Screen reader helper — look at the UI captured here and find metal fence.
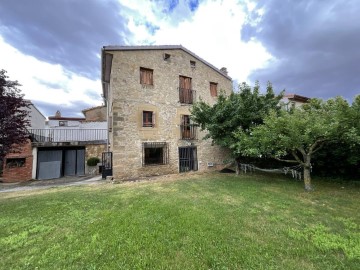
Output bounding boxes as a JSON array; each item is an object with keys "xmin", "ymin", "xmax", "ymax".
[{"xmin": 28, "ymin": 129, "xmax": 107, "ymax": 142}]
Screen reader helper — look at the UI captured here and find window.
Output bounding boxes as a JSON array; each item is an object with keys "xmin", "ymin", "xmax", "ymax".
[
  {"xmin": 179, "ymin": 76, "xmax": 193, "ymax": 104},
  {"xmin": 190, "ymin": 60, "xmax": 196, "ymax": 68},
  {"xmin": 140, "ymin": 67, "xmax": 153, "ymax": 85},
  {"xmin": 180, "ymin": 115, "xmax": 197, "ymax": 140},
  {"xmin": 142, "ymin": 142, "xmax": 169, "ymax": 166},
  {"xmin": 6, "ymin": 158, "xmax": 26, "ymax": 168},
  {"xmin": 210, "ymin": 82, "xmax": 218, "ymax": 97},
  {"xmin": 143, "ymin": 111, "xmax": 155, "ymax": 127},
  {"xmin": 163, "ymin": 53, "xmax": 171, "ymax": 60},
  {"xmin": 59, "ymin": 121, "xmax": 68, "ymax": 126}
]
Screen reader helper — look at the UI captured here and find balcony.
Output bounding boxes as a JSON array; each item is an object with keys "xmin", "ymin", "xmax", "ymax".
[
  {"xmin": 28, "ymin": 129, "xmax": 107, "ymax": 145},
  {"xmin": 180, "ymin": 124, "xmax": 198, "ymax": 140},
  {"xmin": 179, "ymin": 88, "xmax": 196, "ymax": 104}
]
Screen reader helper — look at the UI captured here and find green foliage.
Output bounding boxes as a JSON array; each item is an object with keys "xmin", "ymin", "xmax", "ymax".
[
  {"xmin": 288, "ymin": 221, "xmax": 360, "ymax": 259},
  {"xmin": 0, "ymin": 69, "xmax": 30, "ymax": 163},
  {"xmin": 234, "ymin": 98, "xmax": 344, "ymax": 159},
  {"xmin": 86, "ymin": 157, "xmax": 100, "ymax": 166},
  {"xmin": 1, "ymin": 174, "xmax": 359, "ymax": 269},
  {"xmin": 233, "ymin": 97, "xmax": 355, "ymax": 189},
  {"xmin": 191, "ymin": 81, "xmax": 283, "ymax": 157}
]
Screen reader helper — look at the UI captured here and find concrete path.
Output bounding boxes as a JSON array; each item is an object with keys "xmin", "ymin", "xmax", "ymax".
[{"xmin": 0, "ymin": 175, "xmax": 103, "ymax": 193}]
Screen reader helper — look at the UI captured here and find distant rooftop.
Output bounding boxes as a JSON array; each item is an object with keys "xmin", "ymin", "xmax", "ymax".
[
  {"xmin": 48, "ymin": 110, "xmax": 85, "ymax": 121},
  {"xmin": 284, "ymin": 93, "xmax": 310, "ymax": 102}
]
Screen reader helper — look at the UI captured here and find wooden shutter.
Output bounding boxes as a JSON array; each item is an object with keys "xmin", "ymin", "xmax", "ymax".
[
  {"xmin": 140, "ymin": 68, "xmax": 153, "ymax": 85},
  {"xmin": 210, "ymin": 82, "xmax": 217, "ymax": 97},
  {"xmin": 179, "ymin": 76, "xmax": 192, "ymax": 103}
]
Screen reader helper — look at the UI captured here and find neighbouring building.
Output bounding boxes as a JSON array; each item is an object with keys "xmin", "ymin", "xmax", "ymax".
[
  {"xmin": 82, "ymin": 105, "xmax": 107, "ymax": 121},
  {"xmin": 2, "ymin": 101, "xmax": 46, "ymax": 182},
  {"xmin": 29, "ymin": 110, "xmax": 107, "ymax": 180},
  {"xmin": 101, "ymin": 45, "xmax": 233, "ymax": 180},
  {"xmin": 281, "ymin": 93, "xmax": 310, "ymax": 110},
  {"xmin": 2, "ymin": 103, "xmax": 107, "ymax": 182}
]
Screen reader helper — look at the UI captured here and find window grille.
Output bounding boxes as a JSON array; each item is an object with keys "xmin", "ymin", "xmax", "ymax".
[
  {"xmin": 142, "ymin": 142, "xmax": 169, "ymax": 166},
  {"xmin": 6, "ymin": 158, "xmax": 26, "ymax": 168}
]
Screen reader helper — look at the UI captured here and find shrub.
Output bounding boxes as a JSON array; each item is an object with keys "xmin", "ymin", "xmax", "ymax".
[{"xmin": 87, "ymin": 157, "xmax": 100, "ymax": 166}]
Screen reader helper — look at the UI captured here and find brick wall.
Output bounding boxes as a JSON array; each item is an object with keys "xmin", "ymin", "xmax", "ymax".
[{"xmin": 2, "ymin": 139, "xmax": 33, "ymax": 182}]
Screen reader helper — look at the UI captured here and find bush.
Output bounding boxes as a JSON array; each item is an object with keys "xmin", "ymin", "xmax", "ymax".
[{"xmin": 87, "ymin": 157, "xmax": 100, "ymax": 166}]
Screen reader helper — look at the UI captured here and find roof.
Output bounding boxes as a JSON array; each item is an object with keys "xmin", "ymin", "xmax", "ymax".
[
  {"xmin": 101, "ymin": 45, "xmax": 232, "ymax": 82},
  {"xmin": 284, "ymin": 93, "xmax": 310, "ymax": 103},
  {"xmin": 82, "ymin": 105, "xmax": 106, "ymax": 113},
  {"xmin": 24, "ymin": 99, "xmax": 46, "ymax": 120},
  {"xmin": 48, "ymin": 116, "xmax": 86, "ymax": 121}
]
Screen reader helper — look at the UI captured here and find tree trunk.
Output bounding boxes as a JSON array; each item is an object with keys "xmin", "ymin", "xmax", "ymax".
[{"xmin": 303, "ymin": 155, "xmax": 312, "ymax": 191}]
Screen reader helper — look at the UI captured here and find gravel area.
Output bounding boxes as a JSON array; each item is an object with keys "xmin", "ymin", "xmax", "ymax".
[{"xmin": 0, "ymin": 175, "xmax": 103, "ymax": 193}]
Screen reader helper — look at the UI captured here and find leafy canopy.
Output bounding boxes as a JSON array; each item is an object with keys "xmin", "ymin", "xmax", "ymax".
[
  {"xmin": 190, "ymin": 81, "xmax": 283, "ymax": 157},
  {"xmin": 0, "ymin": 69, "xmax": 30, "ymax": 163}
]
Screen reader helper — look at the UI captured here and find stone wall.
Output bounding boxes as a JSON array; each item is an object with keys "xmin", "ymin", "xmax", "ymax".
[
  {"xmin": 108, "ymin": 48, "xmax": 233, "ymax": 179},
  {"xmin": 85, "ymin": 144, "xmax": 106, "ymax": 175},
  {"xmin": 2, "ymin": 140, "xmax": 33, "ymax": 182},
  {"xmin": 83, "ymin": 106, "xmax": 107, "ymax": 121}
]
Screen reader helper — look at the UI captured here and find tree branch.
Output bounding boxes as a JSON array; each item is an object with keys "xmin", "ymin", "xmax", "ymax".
[
  {"xmin": 309, "ymin": 138, "xmax": 326, "ymax": 154},
  {"xmin": 292, "ymin": 150, "xmax": 305, "ymax": 165}
]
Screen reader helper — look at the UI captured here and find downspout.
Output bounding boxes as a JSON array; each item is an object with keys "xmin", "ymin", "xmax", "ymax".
[{"xmin": 101, "ymin": 47, "xmax": 113, "ymax": 152}]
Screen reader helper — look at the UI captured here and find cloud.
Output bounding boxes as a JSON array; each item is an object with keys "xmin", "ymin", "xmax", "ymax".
[
  {"xmin": 0, "ymin": 0, "xmax": 130, "ymax": 78},
  {"xmin": 0, "ymin": 37, "xmax": 102, "ymax": 117},
  {"xmin": 242, "ymin": 0, "xmax": 360, "ymax": 100},
  {"xmin": 120, "ymin": 0, "xmax": 272, "ymax": 85}
]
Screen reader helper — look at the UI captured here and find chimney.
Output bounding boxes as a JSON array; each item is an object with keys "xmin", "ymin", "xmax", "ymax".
[
  {"xmin": 220, "ymin": 67, "xmax": 228, "ymax": 75},
  {"xmin": 55, "ymin": 110, "xmax": 61, "ymax": 118}
]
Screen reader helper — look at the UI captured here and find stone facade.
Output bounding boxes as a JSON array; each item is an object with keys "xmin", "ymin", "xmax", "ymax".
[
  {"xmin": 102, "ymin": 46, "xmax": 233, "ymax": 179},
  {"xmin": 85, "ymin": 144, "xmax": 106, "ymax": 175},
  {"xmin": 82, "ymin": 106, "xmax": 107, "ymax": 121}
]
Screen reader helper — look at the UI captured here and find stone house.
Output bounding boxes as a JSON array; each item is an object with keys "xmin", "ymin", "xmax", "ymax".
[
  {"xmin": 101, "ymin": 45, "xmax": 233, "ymax": 180},
  {"xmin": 82, "ymin": 105, "xmax": 107, "ymax": 121}
]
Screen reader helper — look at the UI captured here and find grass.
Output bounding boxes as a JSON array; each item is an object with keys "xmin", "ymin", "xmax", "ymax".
[{"xmin": 1, "ymin": 173, "xmax": 359, "ymax": 269}]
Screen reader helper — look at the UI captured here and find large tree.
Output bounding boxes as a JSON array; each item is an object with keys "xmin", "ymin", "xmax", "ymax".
[
  {"xmin": 0, "ymin": 69, "xmax": 30, "ymax": 171},
  {"xmin": 234, "ymin": 97, "xmax": 350, "ymax": 191},
  {"xmin": 191, "ymin": 81, "xmax": 283, "ymax": 172}
]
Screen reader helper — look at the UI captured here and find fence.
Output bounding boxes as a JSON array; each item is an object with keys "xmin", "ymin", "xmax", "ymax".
[{"xmin": 28, "ymin": 129, "xmax": 107, "ymax": 143}]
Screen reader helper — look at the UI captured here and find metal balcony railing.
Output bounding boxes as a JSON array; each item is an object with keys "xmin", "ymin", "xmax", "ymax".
[
  {"xmin": 28, "ymin": 129, "xmax": 107, "ymax": 143},
  {"xmin": 179, "ymin": 88, "xmax": 196, "ymax": 104},
  {"xmin": 180, "ymin": 124, "xmax": 198, "ymax": 140}
]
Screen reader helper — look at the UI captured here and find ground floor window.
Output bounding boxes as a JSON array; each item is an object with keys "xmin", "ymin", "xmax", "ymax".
[
  {"xmin": 142, "ymin": 142, "xmax": 169, "ymax": 166},
  {"xmin": 179, "ymin": 147, "xmax": 198, "ymax": 172},
  {"xmin": 6, "ymin": 158, "xmax": 26, "ymax": 168}
]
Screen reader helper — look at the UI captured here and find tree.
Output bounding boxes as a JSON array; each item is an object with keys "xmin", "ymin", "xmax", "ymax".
[
  {"xmin": 191, "ymin": 81, "xmax": 283, "ymax": 172},
  {"xmin": 312, "ymin": 95, "xmax": 360, "ymax": 179},
  {"xmin": 234, "ymin": 97, "xmax": 350, "ymax": 191},
  {"xmin": 0, "ymin": 69, "xmax": 30, "ymax": 172}
]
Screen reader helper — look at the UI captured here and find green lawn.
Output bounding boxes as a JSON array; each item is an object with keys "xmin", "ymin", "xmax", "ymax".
[{"xmin": 1, "ymin": 173, "xmax": 359, "ymax": 269}]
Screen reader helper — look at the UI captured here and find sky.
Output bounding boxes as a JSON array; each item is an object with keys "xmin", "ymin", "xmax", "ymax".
[{"xmin": 1, "ymin": 0, "xmax": 359, "ymax": 118}]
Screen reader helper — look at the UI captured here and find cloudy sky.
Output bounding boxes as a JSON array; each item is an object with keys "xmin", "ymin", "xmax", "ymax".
[{"xmin": 1, "ymin": 0, "xmax": 359, "ymax": 117}]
